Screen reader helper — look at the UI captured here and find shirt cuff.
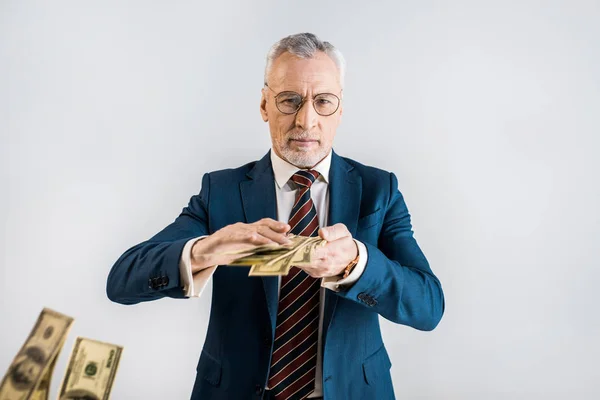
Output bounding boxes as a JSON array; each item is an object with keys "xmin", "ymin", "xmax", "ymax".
[
  {"xmin": 321, "ymin": 239, "xmax": 368, "ymax": 292},
  {"xmin": 179, "ymin": 236, "xmax": 217, "ymax": 297}
]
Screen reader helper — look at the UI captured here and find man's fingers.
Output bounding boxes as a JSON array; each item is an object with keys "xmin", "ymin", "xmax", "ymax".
[
  {"xmin": 318, "ymin": 223, "xmax": 351, "ymax": 242},
  {"xmin": 247, "ymin": 232, "xmax": 275, "ymax": 245},
  {"xmin": 257, "ymin": 218, "xmax": 290, "ymax": 232},
  {"xmin": 256, "ymin": 225, "xmax": 292, "ymax": 245},
  {"xmin": 298, "ymin": 263, "xmax": 339, "ymax": 278}
]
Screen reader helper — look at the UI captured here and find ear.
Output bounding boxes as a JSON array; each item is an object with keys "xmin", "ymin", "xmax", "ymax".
[
  {"xmin": 335, "ymin": 103, "xmax": 343, "ymax": 126},
  {"xmin": 260, "ymin": 89, "xmax": 269, "ymax": 122}
]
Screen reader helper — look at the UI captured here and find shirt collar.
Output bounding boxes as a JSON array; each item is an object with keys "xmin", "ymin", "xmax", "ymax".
[{"xmin": 270, "ymin": 148, "xmax": 332, "ymax": 189}]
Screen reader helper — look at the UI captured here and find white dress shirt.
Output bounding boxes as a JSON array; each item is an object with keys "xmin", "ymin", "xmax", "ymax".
[{"xmin": 179, "ymin": 149, "xmax": 368, "ymax": 397}]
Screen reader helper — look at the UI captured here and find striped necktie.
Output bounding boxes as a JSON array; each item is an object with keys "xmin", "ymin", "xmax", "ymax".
[{"xmin": 267, "ymin": 170, "xmax": 321, "ymax": 400}]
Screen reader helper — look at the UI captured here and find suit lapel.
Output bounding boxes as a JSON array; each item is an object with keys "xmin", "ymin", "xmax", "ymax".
[
  {"xmin": 323, "ymin": 151, "xmax": 362, "ymax": 338},
  {"xmin": 239, "ymin": 151, "xmax": 279, "ymax": 332}
]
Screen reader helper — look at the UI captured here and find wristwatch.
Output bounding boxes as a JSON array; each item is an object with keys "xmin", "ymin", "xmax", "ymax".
[{"xmin": 342, "ymin": 253, "xmax": 360, "ymax": 279}]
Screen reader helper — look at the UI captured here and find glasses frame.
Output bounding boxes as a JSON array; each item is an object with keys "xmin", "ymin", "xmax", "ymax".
[{"xmin": 264, "ymin": 83, "xmax": 342, "ymax": 117}]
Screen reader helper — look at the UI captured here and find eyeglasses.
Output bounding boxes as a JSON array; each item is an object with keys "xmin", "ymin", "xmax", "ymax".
[{"xmin": 264, "ymin": 83, "xmax": 341, "ymax": 117}]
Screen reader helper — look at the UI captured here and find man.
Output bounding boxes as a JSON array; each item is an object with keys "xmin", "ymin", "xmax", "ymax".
[{"xmin": 107, "ymin": 33, "xmax": 444, "ymax": 400}]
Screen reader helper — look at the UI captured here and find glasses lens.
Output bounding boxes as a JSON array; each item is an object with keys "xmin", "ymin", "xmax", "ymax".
[
  {"xmin": 314, "ymin": 94, "xmax": 340, "ymax": 116},
  {"xmin": 276, "ymin": 92, "xmax": 303, "ymax": 114}
]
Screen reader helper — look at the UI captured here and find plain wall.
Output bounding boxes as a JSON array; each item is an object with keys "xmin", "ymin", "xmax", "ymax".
[{"xmin": 1, "ymin": 1, "xmax": 599, "ymax": 399}]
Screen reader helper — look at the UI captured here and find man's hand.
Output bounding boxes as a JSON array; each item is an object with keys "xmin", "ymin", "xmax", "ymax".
[
  {"xmin": 299, "ymin": 223, "xmax": 358, "ymax": 278},
  {"xmin": 190, "ymin": 218, "xmax": 291, "ymax": 273}
]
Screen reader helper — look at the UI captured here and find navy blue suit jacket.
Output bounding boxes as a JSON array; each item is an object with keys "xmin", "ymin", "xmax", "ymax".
[{"xmin": 107, "ymin": 150, "xmax": 445, "ymax": 399}]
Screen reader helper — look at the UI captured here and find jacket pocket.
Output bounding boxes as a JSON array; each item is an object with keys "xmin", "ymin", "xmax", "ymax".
[
  {"xmin": 196, "ymin": 350, "xmax": 222, "ymax": 386},
  {"xmin": 362, "ymin": 344, "xmax": 392, "ymax": 385},
  {"xmin": 357, "ymin": 208, "xmax": 383, "ymax": 231}
]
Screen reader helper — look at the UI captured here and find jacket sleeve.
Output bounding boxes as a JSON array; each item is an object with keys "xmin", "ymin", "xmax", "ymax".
[
  {"xmin": 336, "ymin": 172, "xmax": 445, "ymax": 331},
  {"xmin": 106, "ymin": 173, "xmax": 211, "ymax": 305}
]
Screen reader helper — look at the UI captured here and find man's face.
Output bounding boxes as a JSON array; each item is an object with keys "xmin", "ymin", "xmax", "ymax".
[
  {"xmin": 11, "ymin": 358, "xmax": 41, "ymax": 389},
  {"xmin": 260, "ymin": 51, "xmax": 343, "ymax": 169}
]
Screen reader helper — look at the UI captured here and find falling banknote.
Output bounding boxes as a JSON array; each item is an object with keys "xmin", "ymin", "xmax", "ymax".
[
  {"xmin": 57, "ymin": 337, "xmax": 123, "ymax": 400},
  {"xmin": 0, "ymin": 308, "xmax": 74, "ymax": 400}
]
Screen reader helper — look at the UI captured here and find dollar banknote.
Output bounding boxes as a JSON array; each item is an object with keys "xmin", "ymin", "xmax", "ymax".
[
  {"xmin": 289, "ymin": 238, "xmax": 324, "ymax": 266},
  {"xmin": 248, "ymin": 247, "xmax": 297, "ymax": 276},
  {"xmin": 0, "ymin": 308, "xmax": 74, "ymax": 400},
  {"xmin": 227, "ymin": 236, "xmax": 306, "ymax": 266},
  {"xmin": 246, "ymin": 235, "xmax": 325, "ymax": 276},
  {"xmin": 220, "ymin": 241, "xmax": 292, "ymax": 258},
  {"xmin": 58, "ymin": 337, "xmax": 123, "ymax": 400}
]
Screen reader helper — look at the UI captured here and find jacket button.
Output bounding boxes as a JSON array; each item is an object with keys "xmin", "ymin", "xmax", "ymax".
[
  {"xmin": 364, "ymin": 296, "xmax": 375, "ymax": 306},
  {"xmin": 151, "ymin": 278, "xmax": 159, "ymax": 289},
  {"xmin": 161, "ymin": 276, "xmax": 169, "ymax": 286},
  {"xmin": 255, "ymin": 384, "xmax": 263, "ymax": 395},
  {"xmin": 148, "ymin": 278, "xmax": 153, "ymax": 289},
  {"xmin": 357, "ymin": 292, "xmax": 366, "ymax": 301}
]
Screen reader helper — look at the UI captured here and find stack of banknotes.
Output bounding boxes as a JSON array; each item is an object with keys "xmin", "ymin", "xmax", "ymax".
[
  {"xmin": 228, "ymin": 234, "xmax": 326, "ymax": 276},
  {"xmin": 0, "ymin": 308, "xmax": 122, "ymax": 400}
]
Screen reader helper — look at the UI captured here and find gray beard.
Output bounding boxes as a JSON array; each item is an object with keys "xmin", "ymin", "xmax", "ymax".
[{"xmin": 279, "ymin": 145, "xmax": 329, "ymax": 169}]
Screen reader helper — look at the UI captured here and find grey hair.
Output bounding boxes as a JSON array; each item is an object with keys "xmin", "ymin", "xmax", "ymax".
[{"xmin": 264, "ymin": 33, "xmax": 346, "ymax": 88}]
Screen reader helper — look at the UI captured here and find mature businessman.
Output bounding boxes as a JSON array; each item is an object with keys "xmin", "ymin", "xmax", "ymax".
[{"xmin": 107, "ymin": 33, "xmax": 444, "ymax": 400}]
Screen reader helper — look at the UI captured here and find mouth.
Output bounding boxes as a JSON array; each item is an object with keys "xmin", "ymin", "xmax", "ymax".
[
  {"xmin": 291, "ymin": 138, "xmax": 318, "ymax": 143},
  {"xmin": 290, "ymin": 138, "xmax": 319, "ymax": 149}
]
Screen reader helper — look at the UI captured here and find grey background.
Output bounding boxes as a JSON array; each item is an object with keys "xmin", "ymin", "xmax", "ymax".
[{"xmin": 1, "ymin": 1, "xmax": 599, "ymax": 399}]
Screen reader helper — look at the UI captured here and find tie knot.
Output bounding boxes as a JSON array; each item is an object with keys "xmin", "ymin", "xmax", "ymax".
[{"xmin": 291, "ymin": 170, "xmax": 319, "ymax": 188}]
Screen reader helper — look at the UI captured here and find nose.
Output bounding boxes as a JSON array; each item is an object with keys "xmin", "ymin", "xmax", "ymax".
[{"xmin": 295, "ymin": 100, "xmax": 318, "ymax": 131}]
